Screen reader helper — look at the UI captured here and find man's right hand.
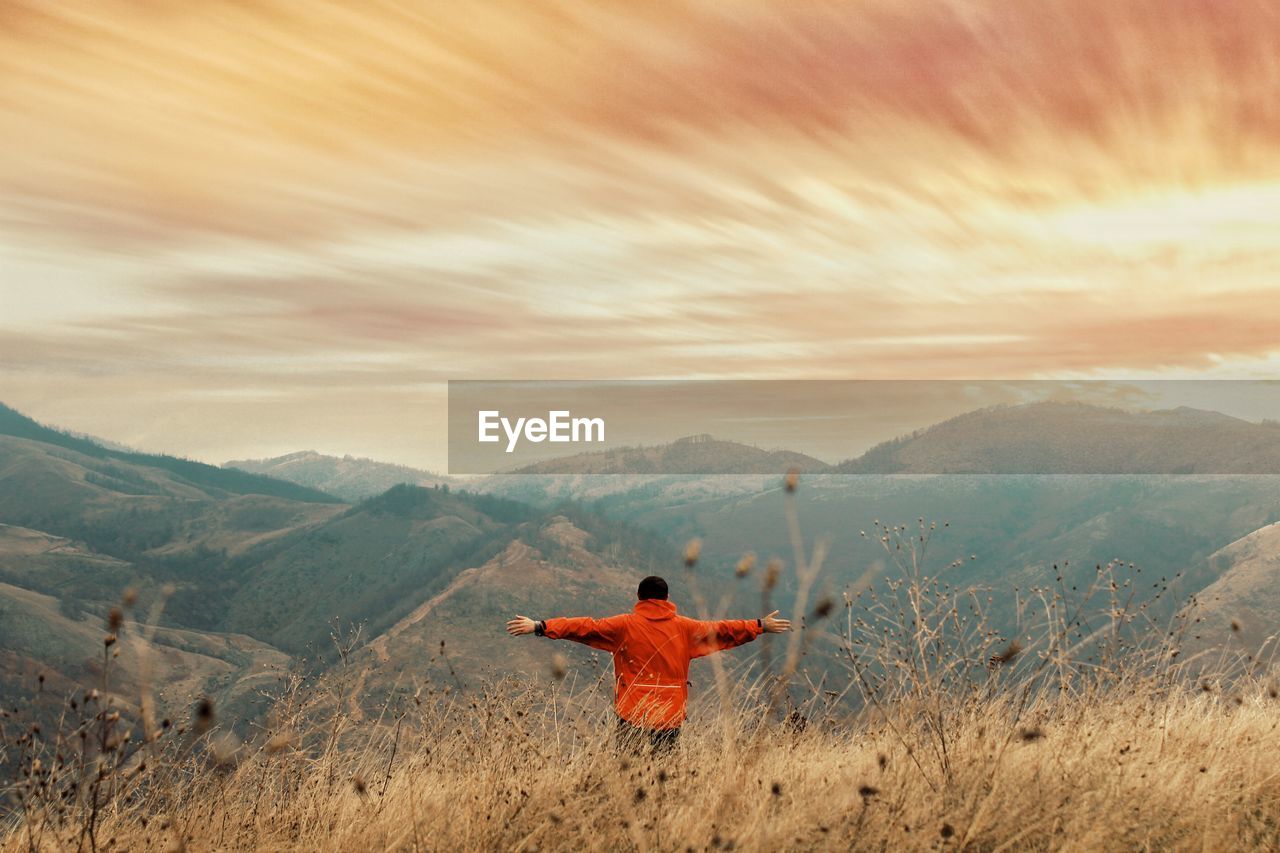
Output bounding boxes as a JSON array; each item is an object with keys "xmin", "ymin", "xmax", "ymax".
[
  {"xmin": 507, "ymin": 615, "xmax": 537, "ymax": 636},
  {"xmin": 762, "ymin": 610, "xmax": 791, "ymax": 633}
]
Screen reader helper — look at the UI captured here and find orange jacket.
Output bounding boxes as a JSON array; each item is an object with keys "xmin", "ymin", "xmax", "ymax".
[{"xmin": 543, "ymin": 599, "xmax": 763, "ymax": 729}]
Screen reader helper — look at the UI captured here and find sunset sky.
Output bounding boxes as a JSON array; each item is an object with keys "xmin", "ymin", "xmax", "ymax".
[{"xmin": 4, "ymin": 0, "xmax": 1280, "ymax": 470}]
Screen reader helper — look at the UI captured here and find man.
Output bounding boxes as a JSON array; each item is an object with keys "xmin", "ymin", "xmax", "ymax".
[{"xmin": 506, "ymin": 575, "xmax": 790, "ymax": 751}]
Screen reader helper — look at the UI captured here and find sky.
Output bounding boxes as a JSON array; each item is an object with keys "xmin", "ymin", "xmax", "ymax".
[{"xmin": 3, "ymin": 0, "xmax": 1280, "ymax": 471}]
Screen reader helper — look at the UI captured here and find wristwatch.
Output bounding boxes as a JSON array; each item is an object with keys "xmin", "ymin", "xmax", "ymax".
[{"xmin": 534, "ymin": 620, "xmax": 547, "ymax": 636}]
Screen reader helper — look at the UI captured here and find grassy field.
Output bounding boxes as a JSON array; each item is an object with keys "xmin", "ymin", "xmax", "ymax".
[
  {"xmin": 5, "ymin": 674, "xmax": 1280, "ymax": 851},
  {"xmin": 4, "ymin": 499, "xmax": 1278, "ymax": 851}
]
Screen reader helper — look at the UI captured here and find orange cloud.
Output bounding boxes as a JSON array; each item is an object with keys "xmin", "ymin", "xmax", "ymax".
[{"xmin": 3, "ymin": 0, "xmax": 1280, "ymax": 466}]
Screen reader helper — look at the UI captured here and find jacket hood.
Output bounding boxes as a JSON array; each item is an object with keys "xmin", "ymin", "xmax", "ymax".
[{"xmin": 634, "ymin": 598, "xmax": 677, "ymax": 620}]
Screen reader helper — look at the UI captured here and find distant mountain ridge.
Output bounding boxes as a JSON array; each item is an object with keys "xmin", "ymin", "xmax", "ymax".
[
  {"xmin": 833, "ymin": 402, "xmax": 1280, "ymax": 474},
  {"xmin": 225, "ymin": 450, "xmax": 452, "ymax": 502},
  {"xmin": 491, "ymin": 403, "xmax": 1280, "ymax": 477},
  {"xmin": 506, "ymin": 434, "xmax": 832, "ymax": 475},
  {"xmin": 0, "ymin": 402, "xmax": 339, "ymax": 503}
]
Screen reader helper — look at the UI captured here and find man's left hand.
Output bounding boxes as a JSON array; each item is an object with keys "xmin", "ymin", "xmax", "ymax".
[{"xmin": 762, "ymin": 610, "xmax": 791, "ymax": 633}]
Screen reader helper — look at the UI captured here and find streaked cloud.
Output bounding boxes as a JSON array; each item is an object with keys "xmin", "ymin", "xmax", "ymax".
[{"xmin": 3, "ymin": 0, "xmax": 1280, "ymax": 468}]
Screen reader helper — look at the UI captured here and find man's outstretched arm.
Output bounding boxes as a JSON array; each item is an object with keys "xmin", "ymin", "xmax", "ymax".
[
  {"xmin": 506, "ymin": 614, "xmax": 625, "ymax": 651},
  {"xmin": 688, "ymin": 609, "xmax": 790, "ymax": 658}
]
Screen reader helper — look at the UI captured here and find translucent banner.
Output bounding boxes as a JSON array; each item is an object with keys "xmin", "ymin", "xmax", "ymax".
[{"xmin": 447, "ymin": 379, "xmax": 1280, "ymax": 475}]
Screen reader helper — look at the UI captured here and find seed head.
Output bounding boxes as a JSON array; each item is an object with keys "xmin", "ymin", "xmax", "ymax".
[
  {"xmin": 763, "ymin": 559, "xmax": 782, "ymax": 591},
  {"xmin": 210, "ymin": 732, "xmax": 242, "ymax": 766},
  {"xmin": 684, "ymin": 538, "xmax": 702, "ymax": 568},
  {"xmin": 784, "ymin": 468, "xmax": 799, "ymax": 493},
  {"xmin": 989, "ymin": 641, "xmax": 1022, "ymax": 667},
  {"xmin": 550, "ymin": 653, "xmax": 568, "ymax": 680},
  {"xmin": 265, "ymin": 730, "xmax": 297, "ymax": 754},
  {"xmin": 735, "ymin": 553, "xmax": 756, "ymax": 578},
  {"xmin": 194, "ymin": 698, "xmax": 215, "ymax": 734}
]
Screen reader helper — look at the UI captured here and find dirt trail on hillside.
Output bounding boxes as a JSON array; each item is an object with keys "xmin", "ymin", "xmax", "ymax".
[
  {"xmin": 345, "ymin": 541, "xmax": 535, "ymax": 718},
  {"xmin": 366, "ymin": 539, "xmax": 534, "ymax": 663}
]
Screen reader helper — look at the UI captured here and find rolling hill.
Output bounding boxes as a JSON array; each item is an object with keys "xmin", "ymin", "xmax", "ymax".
[
  {"xmin": 338, "ymin": 510, "xmax": 689, "ymax": 716},
  {"xmin": 506, "ymin": 433, "xmax": 831, "ymax": 475},
  {"xmin": 219, "ymin": 485, "xmax": 539, "ymax": 653},
  {"xmin": 6, "ymin": 398, "xmax": 1280, "ymax": 770},
  {"xmin": 0, "ymin": 402, "xmax": 340, "ymax": 503},
  {"xmin": 0, "ymin": 404, "xmax": 682, "ymax": 761},
  {"xmin": 833, "ymin": 402, "xmax": 1280, "ymax": 474},
  {"xmin": 224, "ymin": 450, "xmax": 453, "ymax": 502},
  {"xmin": 1183, "ymin": 521, "xmax": 1280, "ymax": 657}
]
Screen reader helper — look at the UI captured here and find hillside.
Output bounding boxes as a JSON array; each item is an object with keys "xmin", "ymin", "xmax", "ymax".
[
  {"xmin": 476, "ymin": 471, "xmax": 769, "ymax": 509},
  {"xmin": 1184, "ymin": 521, "xmax": 1280, "ymax": 656},
  {"xmin": 540, "ymin": 472, "xmax": 1280, "ymax": 645},
  {"xmin": 834, "ymin": 402, "xmax": 1280, "ymax": 474},
  {"xmin": 220, "ymin": 485, "xmax": 539, "ymax": 653},
  {"xmin": 507, "ymin": 434, "xmax": 831, "ymax": 475},
  {"xmin": 0, "ymin": 402, "xmax": 340, "ymax": 503},
  {"xmin": 224, "ymin": 450, "xmax": 453, "ymax": 502},
  {"xmin": 0, "ymin": 432, "xmax": 347, "ymax": 628},
  {"xmin": 340, "ymin": 511, "xmax": 678, "ymax": 715},
  {"xmin": 0, "ymin": 433, "xmax": 344, "ymax": 558},
  {"xmin": 0, "ymin": 414, "xmax": 681, "ymax": 754},
  {"xmin": 5, "ymin": 400, "xmax": 1280, "ymax": 774},
  {"xmin": 0, "ymin": 559, "xmax": 290, "ymax": 770}
]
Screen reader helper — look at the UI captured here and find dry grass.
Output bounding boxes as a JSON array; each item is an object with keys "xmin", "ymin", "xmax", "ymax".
[
  {"xmin": 5, "ymin": 480, "xmax": 1280, "ymax": 851},
  {"xmin": 6, "ymin": 681, "xmax": 1280, "ymax": 851}
]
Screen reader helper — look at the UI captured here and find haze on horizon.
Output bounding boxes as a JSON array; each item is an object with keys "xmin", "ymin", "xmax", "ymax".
[{"xmin": 4, "ymin": 0, "xmax": 1280, "ymax": 471}]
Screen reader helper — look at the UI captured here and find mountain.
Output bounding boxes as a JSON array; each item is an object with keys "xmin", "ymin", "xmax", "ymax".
[
  {"xmin": 6, "ymin": 399, "xmax": 1280, "ymax": 762},
  {"xmin": 224, "ymin": 450, "xmax": 453, "ymax": 502},
  {"xmin": 475, "ymin": 472, "xmax": 771, "ymax": 510},
  {"xmin": 219, "ymin": 485, "xmax": 537, "ymax": 653},
  {"xmin": 518, "ymin": 471, "xmax": 1280, "ymax": 647},
  {"xmin": 0, "ymin": 523, "xmax": 292, "ymax": 763},
  {"xmin": 0, "ymin": 402, "xmax": 340, "ymax": 504},
  {"xmin": 834, "ymin": 402, "xmax": 1280, "ymax": 474},
  {"xmin": 1183, "ymin": 521, "xmax": 1280, "ymax": 656},
  {"xmin": 506, "ymin": 434, "xmax": 831, "ymax": 475},
  {"xmin": 0, "ymin": 432, "xmax": 345, "ymax": 622},
  {"xmin": 0, "ymin": 412, "xmax": 680, "ymax": 755},
  {"xmin": 339, "ymin": 509, "xmax": 685, "ymax": 715}
]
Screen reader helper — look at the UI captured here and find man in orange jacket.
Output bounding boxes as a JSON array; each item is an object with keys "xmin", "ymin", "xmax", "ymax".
[{"xmin": 506, "ymin": 575, "xmax": 790, "ymax": 750}]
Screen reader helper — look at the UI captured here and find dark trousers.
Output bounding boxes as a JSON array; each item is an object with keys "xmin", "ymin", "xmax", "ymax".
[{"xmin": 615, "ymin": 716, "xmax": 680, "ymax": 754}]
